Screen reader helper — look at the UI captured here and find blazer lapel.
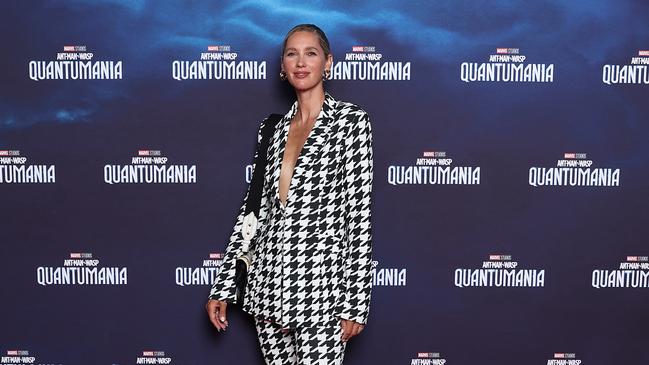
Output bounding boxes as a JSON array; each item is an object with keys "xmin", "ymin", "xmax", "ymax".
[
  {"xmin": 267, "ymin": 92, "xmax": 337, "ymax": 207},
  {"xmin": 266, "ymin": 107, "xmax": 293, "ymax": 205}
]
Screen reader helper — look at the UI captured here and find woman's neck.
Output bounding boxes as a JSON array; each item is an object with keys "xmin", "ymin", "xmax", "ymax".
[{"xmin": 294, "ymin": 87, "xmax": 325, "ymax": 124}]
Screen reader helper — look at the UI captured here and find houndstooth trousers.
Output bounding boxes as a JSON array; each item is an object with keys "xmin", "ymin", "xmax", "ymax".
[{"xmin": 254, "ymin": 316, "xmax": 347, "ymax": 365}]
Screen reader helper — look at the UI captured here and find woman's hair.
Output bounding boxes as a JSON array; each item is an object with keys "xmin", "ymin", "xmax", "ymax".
[{"xmin": 282, "ymin": 24, "xmax": 331, "ymax": 58}]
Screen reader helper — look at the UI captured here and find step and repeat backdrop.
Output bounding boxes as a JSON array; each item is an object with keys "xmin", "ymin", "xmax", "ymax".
[{"xmin": 1, "ymin": 1, "xmax": 648, "ymax": 365}]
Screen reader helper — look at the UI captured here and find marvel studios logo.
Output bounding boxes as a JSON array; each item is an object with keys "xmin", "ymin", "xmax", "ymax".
[
  {"xmin": 207, "ymin": 45, "xmax": 231, "ymax": 52},
  {"xmin": 352, "ymin": 46, "xmax": 376, "ymax": 53},
  {"xmin": 422, "ymin": 151, "xmax": 446, "ymax": 157},
  {"xmin": 489, "ymin": 254, "xmax": 512, "ymax": 261},
  {"xmin": 70, "ymin": 252, "xmax": 93, "ymax": 258},
  {"xmin": 63, "ymin": 45, "xmax": 87, "ymax": 52},
  {"xmin": 496, "ymin": 47, "xmax": 519, "ymax": 54},
  {"xmin": 138, "ymin": 150, "xmax": 162, "ymax": 156},
  {"xmin": 0, "ymin": 150, "xmax": 20, "ymax": 156},
  {"xmin": 564, "ymin": 153, "xmax": 587, "ymax": 159},
  {"xmin": 6, "ymin": 350, "xmax": 29, "ymax": 355},
  {"xmin": 142, "ymin": 351, "xmax": 165, "ymax": 356}
]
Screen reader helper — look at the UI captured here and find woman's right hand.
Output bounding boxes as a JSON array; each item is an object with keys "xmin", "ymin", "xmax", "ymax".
[{"xmin": 205, "ymin": 299, "xmax": 229, "ymax": 331}]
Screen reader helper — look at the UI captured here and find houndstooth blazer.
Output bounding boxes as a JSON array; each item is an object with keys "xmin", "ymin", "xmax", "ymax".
[{"xmin": 209, "ymin": 92, "xmax": 373, "ymax": 329}]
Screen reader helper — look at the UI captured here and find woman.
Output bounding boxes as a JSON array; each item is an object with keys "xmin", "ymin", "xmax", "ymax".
[{"xmin": 206, "ymin": 24, "xmax": 373, "ymax": 365}]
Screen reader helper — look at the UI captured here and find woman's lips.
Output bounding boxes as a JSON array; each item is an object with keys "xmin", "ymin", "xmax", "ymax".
[{"xmin": 293, "ymin": 72, "xmax": 310, "ymax": 79}]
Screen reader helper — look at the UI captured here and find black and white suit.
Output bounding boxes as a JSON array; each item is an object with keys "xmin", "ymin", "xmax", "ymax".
[{"xmin": 209, "ymin": 92, "xmax": 373, "ymax": 333}]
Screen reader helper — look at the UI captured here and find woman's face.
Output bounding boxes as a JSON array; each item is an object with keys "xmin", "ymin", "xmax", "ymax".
[{"xmin": 281, "ymin": 31, "xmax": 333, "ymax": 92}]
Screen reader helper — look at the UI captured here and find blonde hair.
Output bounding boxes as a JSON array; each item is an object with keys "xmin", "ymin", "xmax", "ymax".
[{"xmin": 282, "ymin": 24, "xmax": 331, "ymax": 58}]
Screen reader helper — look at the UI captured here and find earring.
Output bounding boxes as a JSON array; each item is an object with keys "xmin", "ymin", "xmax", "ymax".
[
  {"xmin": 322, "ymin": 69, "xmax": 331, "ymax": 81},
  {"xmin": 279, "ymin": 70, "xmax": 287, "ymax": 81}
]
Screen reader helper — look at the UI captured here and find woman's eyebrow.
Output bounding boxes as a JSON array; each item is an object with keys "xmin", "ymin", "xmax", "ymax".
[{"xmin": 284, "ymin": 46, "xmax": 319, "ymax": 52}]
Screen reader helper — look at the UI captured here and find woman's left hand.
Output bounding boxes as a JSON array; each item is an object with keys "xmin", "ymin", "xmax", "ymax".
[{"xmin": 340, "ymin": 319, "xmax": 365, "ymax": 342}]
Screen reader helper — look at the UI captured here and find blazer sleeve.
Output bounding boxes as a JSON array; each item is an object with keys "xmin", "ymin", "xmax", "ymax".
[
  {"xmin": 339, "ymin": 110, "xmax": 374, "ymax": 324},
  {"xmin": 208, "ymin": 119, "xmax": 267, "ymax": 303}
]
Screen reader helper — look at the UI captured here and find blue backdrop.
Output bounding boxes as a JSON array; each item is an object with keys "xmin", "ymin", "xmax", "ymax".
[{"xmin": 1, "ymin": 1, "xmax": 648, "ymax": 364}]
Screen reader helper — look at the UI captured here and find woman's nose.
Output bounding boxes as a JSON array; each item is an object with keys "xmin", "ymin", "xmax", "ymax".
[{"xmin": 296, "ymin": 54, "xmax": 306, "ymax": 67}]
